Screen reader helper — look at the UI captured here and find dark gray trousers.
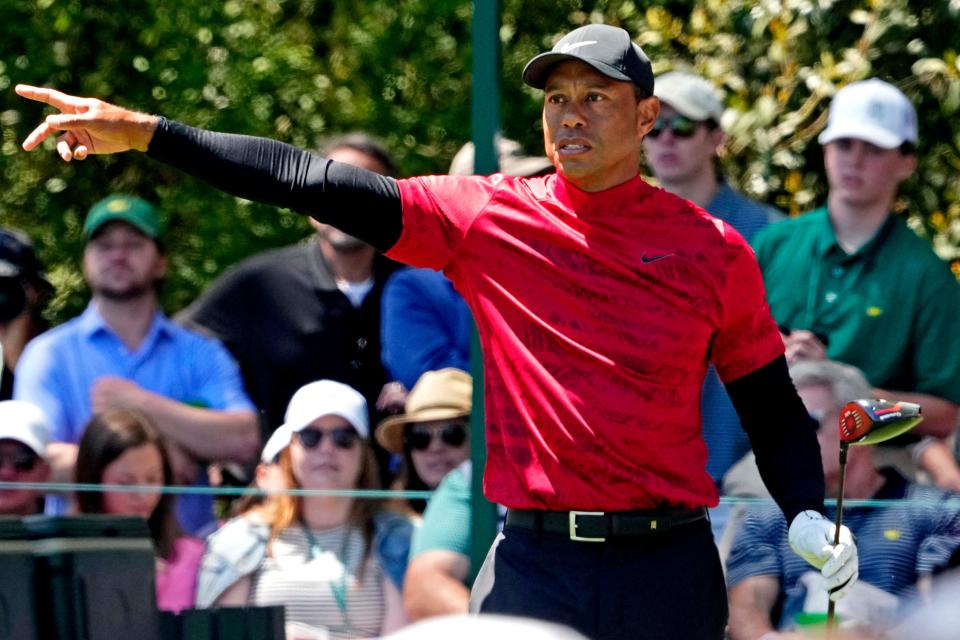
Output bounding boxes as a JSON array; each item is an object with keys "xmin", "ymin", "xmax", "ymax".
[{"xmin": 470, "ymin": 517, "xmax": 727, "ymax": 639}]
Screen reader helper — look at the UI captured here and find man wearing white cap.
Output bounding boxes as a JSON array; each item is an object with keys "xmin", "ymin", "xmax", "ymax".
[
  {"xmin": 0, "ymin": 399, "xmax": 51, "ymax": 515},
  {"xmin": 643, "ymin": 71, "xmax": 781, "ymax": 236},
  {"xmin": 754, "ymin": 79, "xmax": 960, "ymax": 444}
]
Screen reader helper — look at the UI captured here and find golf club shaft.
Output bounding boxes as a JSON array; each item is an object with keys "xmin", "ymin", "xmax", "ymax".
[{"xmin": 827, "ymin": 443, "xmax": 849, "ymax": 633}]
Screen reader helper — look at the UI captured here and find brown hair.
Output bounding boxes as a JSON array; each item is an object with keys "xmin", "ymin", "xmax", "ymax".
[
  {"xmin": 75, "ymin": 408, "xmax": 181, "ymax": 559},
  {"xmin": 229, "ymin": 479, "xmax": 266, "ymax": 517}
]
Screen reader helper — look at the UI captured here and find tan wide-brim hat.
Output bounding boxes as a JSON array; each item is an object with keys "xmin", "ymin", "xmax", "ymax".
[{"xmin": 376, "ymin": 368, "xmax": 472, "ymax": 454}]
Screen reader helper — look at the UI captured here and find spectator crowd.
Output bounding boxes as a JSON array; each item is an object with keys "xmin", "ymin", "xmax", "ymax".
[{"xmin": 1, "ymin": 67, "xmax": 960, "ymax": 640}]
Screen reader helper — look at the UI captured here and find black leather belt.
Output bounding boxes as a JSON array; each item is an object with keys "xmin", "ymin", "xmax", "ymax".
[{"xmin": 505, "ymin": 507, "xmax": 708, "ymax": 542}]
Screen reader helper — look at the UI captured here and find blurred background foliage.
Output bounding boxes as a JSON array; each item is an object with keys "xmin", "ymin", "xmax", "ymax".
[{"xmin": 1, "ymin": 0, "xmax": 959, "ymax": 324}]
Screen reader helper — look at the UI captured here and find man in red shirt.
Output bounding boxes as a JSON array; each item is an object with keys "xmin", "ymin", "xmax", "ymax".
[{"xmin": 18, "ymin": 23, "xmax": 857, "ymax": 639}]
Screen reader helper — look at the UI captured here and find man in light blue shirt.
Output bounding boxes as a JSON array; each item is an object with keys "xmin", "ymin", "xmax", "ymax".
[{"xmin": 15, "ymin": 194, "xmax": 259, "ymax": 533}]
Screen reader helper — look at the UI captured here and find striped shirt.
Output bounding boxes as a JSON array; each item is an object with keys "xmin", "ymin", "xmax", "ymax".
[
  {"xmin": 249, "ymin": 525, "xmax": 386, "ymax": 639},
  {"xmin": 726, "ymin": 471, "xmax": 960, "ymax": 630}
]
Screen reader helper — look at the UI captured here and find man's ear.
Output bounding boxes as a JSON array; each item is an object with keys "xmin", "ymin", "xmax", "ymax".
[
  {"xmin": 710, "ymin": 127, "xmax": 726, "ymax": 155},
  {"xmin": 155, "ymin": 253, "xmax": 169, "ymax": 280},
  {"xmin": 896, "ymin": 152, "xmax": 917, "ymax": 182},
  {"xmin": 636, "ymin": 96, "xmax": 660, "ymax": 137}
]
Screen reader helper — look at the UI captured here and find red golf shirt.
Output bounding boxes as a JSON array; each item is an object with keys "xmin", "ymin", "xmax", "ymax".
[{"xmin": 389, "ymin": 172, "xmax": 783, "ymax": 511}]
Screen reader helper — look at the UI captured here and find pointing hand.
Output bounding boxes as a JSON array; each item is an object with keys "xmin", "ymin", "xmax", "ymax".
[{"xmin": 15, "ymin": 85, "xmax": 158, "ymax": 161}]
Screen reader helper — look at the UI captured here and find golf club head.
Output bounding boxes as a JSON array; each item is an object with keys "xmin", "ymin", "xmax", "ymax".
[{"xmin": 839, "ymin": 399, "xmax": 923, "ymax": 445}]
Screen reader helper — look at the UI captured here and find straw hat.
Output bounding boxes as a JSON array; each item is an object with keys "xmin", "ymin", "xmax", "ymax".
[{"xmin": 375, "ymin": 368, "xmax": 472, "ymax": 453}]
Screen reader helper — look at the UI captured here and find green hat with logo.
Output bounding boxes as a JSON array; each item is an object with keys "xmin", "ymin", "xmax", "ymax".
[{"xmin": 84, "ymin": 194, "xmax": 162, "ymax": 241}]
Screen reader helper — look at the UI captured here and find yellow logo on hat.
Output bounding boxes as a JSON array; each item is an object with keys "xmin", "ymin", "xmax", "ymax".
[
  {"xmin": 883, "ymin": 529, "xmax": 901, "ymax": 541},
  {"xmin": 866, "ymin": 306, "xmax": 883, "ymax": 317},
  {"xmin": 107, "ymin": 199, "xmax": 130, "ymax": 212}
]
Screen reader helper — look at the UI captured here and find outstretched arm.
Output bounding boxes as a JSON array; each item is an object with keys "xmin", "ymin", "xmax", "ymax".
[{"xmin": 16, "ymin": 85, "xmax": 404, "ymax": 252}]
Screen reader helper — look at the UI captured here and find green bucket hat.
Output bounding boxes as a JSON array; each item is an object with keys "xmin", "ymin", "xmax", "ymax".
[{"xmin": 84, "ymin": 195, "xmax": 162, "ymax": 241}]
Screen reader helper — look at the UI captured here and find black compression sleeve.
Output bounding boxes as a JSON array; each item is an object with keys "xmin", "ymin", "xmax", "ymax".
[
  {"xmin": 725, "ymin": 355, "xmax": 826, "ymax": 523},
  {"xmin": 146, "ymin": 118, "xmax": 404, "ymax": 253}
]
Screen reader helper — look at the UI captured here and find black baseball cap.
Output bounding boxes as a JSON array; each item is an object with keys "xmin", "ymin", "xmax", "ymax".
[
  {"xmin": 0, "ymin": 227, "xmax": 51, "ymax": 291},
  {"xmin": 522, "ymin": 24, "xmax": 654, "ymax": 96}
]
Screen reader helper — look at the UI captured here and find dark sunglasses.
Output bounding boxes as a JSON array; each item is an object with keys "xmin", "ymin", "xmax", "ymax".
[
  {"xmin": 297, "ymin": 427, "xmax": 360, "ymax": 450},
  {"xmin": 0, "ymin": 452, "xmax": 40, "ymax": 473},
  {"xmin": 647, "ymin": 114, "xmax": 702, "ymax": 139},
  {"xmin": 405, "ymin": 423, "xmax": 468, "ymax": 451}
]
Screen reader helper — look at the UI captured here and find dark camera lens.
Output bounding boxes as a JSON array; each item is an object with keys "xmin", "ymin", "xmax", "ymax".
[{"xmin": 0, "ymin": 276, "xmax": 27, "ymax": 323}]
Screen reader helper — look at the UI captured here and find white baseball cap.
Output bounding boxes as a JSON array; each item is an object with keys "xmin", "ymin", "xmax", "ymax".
[
  {"xmin": 260, "ymin": 424, "xmax": 293, "ymax": 464},
  {"xmin": 0, "ymin": 400, "xmax": 51, "ymax": 457},
  {"xmin": 818, "ymin": 78, "xmax": 918, "ymax": 149},
  {"xmin": 654, "ymin": 71, "xmax": 724, "ymax": 123},
  {"xmin": 264, "ymin": 380, "xmax": 369, "ymax": 461}
]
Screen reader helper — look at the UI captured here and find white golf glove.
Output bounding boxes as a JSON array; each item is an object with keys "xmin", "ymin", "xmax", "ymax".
[{"xmin": 788, "ymin": 510, "xmax": 859, "ymax": 601}]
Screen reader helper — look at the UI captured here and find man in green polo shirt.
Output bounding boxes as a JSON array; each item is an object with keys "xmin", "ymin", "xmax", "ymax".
[{"xmin": 753, "ymin": 79, "xmax": 960, "ymax": 444}]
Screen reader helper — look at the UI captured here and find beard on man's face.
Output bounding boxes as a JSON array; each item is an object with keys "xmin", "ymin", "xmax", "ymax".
[
  {"xmin": 93, "ymin": 283, "xmax": 155, "ymax": 302},
  {"xmin": 90, "ymin": 274, "xmax": 158, "ymax": 302}
]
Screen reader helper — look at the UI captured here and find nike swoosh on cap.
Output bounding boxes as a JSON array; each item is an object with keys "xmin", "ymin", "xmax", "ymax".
[{"xmin": 559, "ymin": 40, "xmax": 597, "ymax": 54}]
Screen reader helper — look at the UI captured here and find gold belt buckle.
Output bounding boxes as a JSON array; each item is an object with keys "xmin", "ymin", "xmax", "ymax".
[{"xmin": 569, "ymin": 510, "xmax": 606, "ymax": 542}]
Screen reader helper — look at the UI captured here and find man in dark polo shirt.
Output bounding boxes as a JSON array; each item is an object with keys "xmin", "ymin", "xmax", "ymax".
[
  {"xmin": 18, "ymin": 24, "xmax": 859, "ymax": 639},
  {"xmin": 753, "ymin": 79, "xmax": 960, "ymax": 445},
  {"xmin": 178, "ymin": 134, "xmax": 398, "ymax": 456}
]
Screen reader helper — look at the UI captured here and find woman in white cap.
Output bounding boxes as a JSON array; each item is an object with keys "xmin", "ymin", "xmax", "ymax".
[{"xmin": 195, "ymin": 379, "xmax": 411, "ymax": 639}]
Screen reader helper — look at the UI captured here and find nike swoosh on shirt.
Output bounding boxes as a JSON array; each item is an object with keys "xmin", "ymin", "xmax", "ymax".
[{"xmin": 641, "ymin": 253, "xmax": 674, "ymax": 264}]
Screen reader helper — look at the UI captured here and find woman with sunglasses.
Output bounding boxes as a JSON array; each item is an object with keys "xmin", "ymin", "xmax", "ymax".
[
  {"xmin": 375, "ymin": 369, "xmax": 471, "ymax": 516},
  {"xmin": 0, "ymin": 400, "xmax": 52, "ymax": 516},
  {"xmin": 74, "ymin": 407, "xmax": 203, "ymax": 612},
  {"xmin": 196, "ymin": 379, "xmax": 411, "ymax": 639}
]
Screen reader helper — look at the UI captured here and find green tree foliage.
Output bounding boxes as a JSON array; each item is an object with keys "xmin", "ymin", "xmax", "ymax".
[
  {"xmin": 1, "ymin": 0, "xmax": 958, "ymax": 325},
  {"xmin": 500, "ymin": 0, "xmax": 960, "ymax": 271}
]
